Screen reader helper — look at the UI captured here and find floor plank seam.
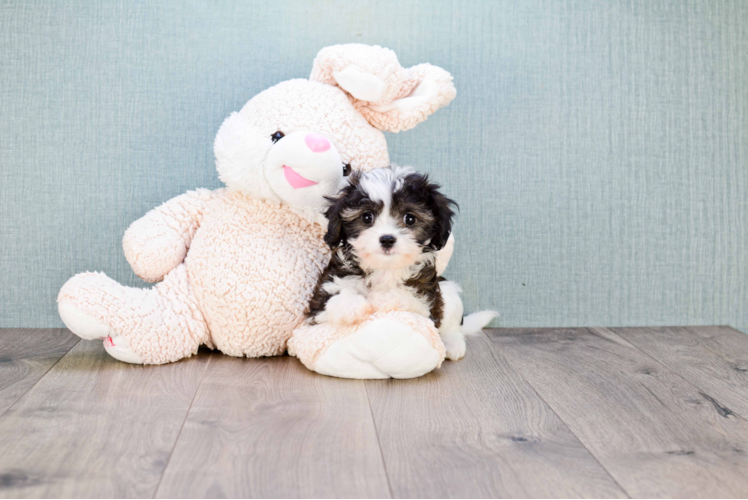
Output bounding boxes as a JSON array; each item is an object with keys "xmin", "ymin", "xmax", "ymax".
[
  {"xmin": 481, "ymin": 330, "xmax": 633, "ymax": 499},
  {"xmin": 152, "ymin": 355, "xmax": 213, "ymax": 499},
  {"xmin": 364, "ymin": 382, "xmax": 395, "ymax": 499},
  {"xmin": 599, "ymin": 327, "xmax": 748, "ymax": 423},
  {"xmin": 0, "ymin": 335, "xmax": 80, "ymax": 420}
]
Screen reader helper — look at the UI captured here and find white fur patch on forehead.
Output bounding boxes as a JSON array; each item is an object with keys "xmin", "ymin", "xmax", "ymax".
[
  {"xmin": 369, "ymin": 209, "xmax": 399, "ymax": 235},
  {"xmin": 358, "ymin": 164, "xmax": 414, "ymax": 205}
]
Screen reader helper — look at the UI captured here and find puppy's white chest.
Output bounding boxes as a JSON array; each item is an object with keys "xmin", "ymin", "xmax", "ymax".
[
  {"xmin": 365, "ymin": 268, "xmax": 412, "ymax": 292},
  {"xmin": 365, "ymin": 269, "xmax": 432, "ymax": 317}
]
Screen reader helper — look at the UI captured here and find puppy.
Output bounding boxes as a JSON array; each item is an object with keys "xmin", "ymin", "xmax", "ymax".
[{"xmin": 307, "ymin": 165, "xmax": 497, "ymax": 360}]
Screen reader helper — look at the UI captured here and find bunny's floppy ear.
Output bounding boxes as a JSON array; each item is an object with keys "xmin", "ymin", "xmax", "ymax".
[{"xmin": 310, "ymin": 44, "xmax": 456, "ymax": 133}]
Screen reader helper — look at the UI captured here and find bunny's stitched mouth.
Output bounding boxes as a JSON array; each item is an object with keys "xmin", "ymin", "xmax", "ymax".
[{"xmin": 283, "ymin": 165, "xmax": 319, "ymax": 189}]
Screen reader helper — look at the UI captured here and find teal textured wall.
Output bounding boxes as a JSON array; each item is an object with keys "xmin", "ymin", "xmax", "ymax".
[{"xmin": 1, "ymin": 0, "xmax": 747, "ymax": 332}]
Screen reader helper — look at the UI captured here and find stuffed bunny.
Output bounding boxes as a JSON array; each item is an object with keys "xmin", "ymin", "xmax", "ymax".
[{"xmin": 57, "ymin": 44, "xmax": 456, "ymax": 378}]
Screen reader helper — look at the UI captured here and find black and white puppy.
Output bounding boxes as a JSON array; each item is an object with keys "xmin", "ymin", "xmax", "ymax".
[{"xmin": 307, "ymin": 165, "xmax": 497, "ymax": 360}]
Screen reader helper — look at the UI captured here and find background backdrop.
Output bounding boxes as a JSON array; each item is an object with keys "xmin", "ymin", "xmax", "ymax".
[{"xmin": 2, "ymin": 0, "xmax": 747, "ymax": 333}]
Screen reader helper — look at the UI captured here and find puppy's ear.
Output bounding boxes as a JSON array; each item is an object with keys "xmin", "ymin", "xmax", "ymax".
[
  {"xmin": 324, "ymin": 197, "xmax": 345, "ymax": 248},
  {"xmin": 323, "ymin": 173, "xmax": 359, "ymax": 248},
  {"xmin": 424, "ymin": 179, "xmax": 457, "ymax": 251}
]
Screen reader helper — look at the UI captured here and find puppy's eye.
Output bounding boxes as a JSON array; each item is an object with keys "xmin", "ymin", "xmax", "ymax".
[
  {"xmin": 342, "ymin": 163, "xmax": 352, "ymax": 176},
  {"xmin": 271, "ymin": 131, "xmax": 284, "ymax": 143},
  {"xmin": 404, "ymin": 214, "xmax": 417, "ymax": 226},
  {"xmin": 362, "ymin": 212, "xmax": 374, "ymax": 225}
]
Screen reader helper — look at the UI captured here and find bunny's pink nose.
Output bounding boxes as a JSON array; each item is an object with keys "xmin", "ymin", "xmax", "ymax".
[{"xmin": 304, "ymin": 133, "xmax": 331, "ymax": 152}]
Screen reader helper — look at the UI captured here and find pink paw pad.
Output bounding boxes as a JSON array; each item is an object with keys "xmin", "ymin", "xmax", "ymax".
[
  {"xmin": 106, "ymin": 336, "xmax": 115, "ymax": 347},
  {"xmin": 304, "ymin": 133, "xmax": 330, "ymax": 152}
]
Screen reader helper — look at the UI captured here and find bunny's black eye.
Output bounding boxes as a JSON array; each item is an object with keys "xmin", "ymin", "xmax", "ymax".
[
  {"xmin": 271, "ymin": 131, "xmax": 284, "ymax": 143},
  {"xmin": 362, "ymin": 212, "xmax": 374, "ymax": 225},
  {"xmin": 342, "ymin": 163, "xmax": 352, "ymax": 176},
  {"xmin": 404, "ymin": 214, "xmax": 417, "ymax": 226}
]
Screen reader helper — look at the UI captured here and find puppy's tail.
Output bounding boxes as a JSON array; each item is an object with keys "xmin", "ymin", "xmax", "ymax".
[{"xmin": 462, "ymin": 310, "xmax": 499, "ymax": 336}]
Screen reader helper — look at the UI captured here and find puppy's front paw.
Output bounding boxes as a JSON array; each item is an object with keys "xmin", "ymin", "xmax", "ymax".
[
  {"xmin": 442, "ymin": 333, "xmax": 466, "ymax": 361},
  {"xmin": 324, "ymin": 290, "xmax": 372, "ymax": 326}
]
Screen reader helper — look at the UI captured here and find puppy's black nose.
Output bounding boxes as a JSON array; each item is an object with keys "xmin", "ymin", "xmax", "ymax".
[{"xmin": 379, "ymin": 235, "xmax": 396, "ymax": 249}]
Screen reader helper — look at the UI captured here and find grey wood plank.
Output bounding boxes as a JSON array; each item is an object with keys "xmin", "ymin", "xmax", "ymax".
[
  {"xmin": 488, "ymin": 327, "xmax": 748, "ymax": 498},
  {"xmin": 0, "ymin": 329, "xmax": 78, "ymax": 418},
  {"xmin": 611, "ymin": 326, "xmax": 748, "ymax": 420},
  {"xmin": 0, "ymin": 340, "xmax": 209, "ymax": 498},
  {"xmin": 365, "ymin": 333, "xmax": 627, "ymax": 498},
  {"xmin": 155, "ymin": 352, "xmax": 391, "ymax": 499}
]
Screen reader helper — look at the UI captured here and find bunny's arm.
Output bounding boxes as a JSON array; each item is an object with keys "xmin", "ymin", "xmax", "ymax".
[
  {"xmin": 123, "ymin": 188, "xmax": 218, "ymax": 283},
  {"xmin": 435, "ymin": 233, "xmax": 455, "ymax": 276}
]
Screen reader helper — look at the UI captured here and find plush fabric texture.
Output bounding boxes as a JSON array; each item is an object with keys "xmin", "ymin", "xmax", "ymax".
[
  {"xmin": 289, "ymin": 310, "xmax": 446, "ymax": 371},
  {"xmin": 239, "ymin": 80, "xmax": 390, "ymax": 172},
  {"xmin": 311, "ymin": 44, "xmax": 457, "ymax": 133},
  {"xmin": 59, "ymin": 265, "xmax": 209, "ymax": 365},
  {"xmin": 56, "ymin": 43, "xmax": 456, "ymax": 377},
  {"xmin": 187, "ymin": 192, "xmax": 329, "ymax": 357}
]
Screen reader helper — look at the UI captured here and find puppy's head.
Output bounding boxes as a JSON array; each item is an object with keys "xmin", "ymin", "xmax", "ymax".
[{"xmin": 324, "ymin": 165, "xmax": 456, "ymax": 270}]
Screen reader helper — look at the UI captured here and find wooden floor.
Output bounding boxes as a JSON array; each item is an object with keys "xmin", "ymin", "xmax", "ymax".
[{"xmin": 1, "ymin": 327, "xmax": 748, "ymax": 498}]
